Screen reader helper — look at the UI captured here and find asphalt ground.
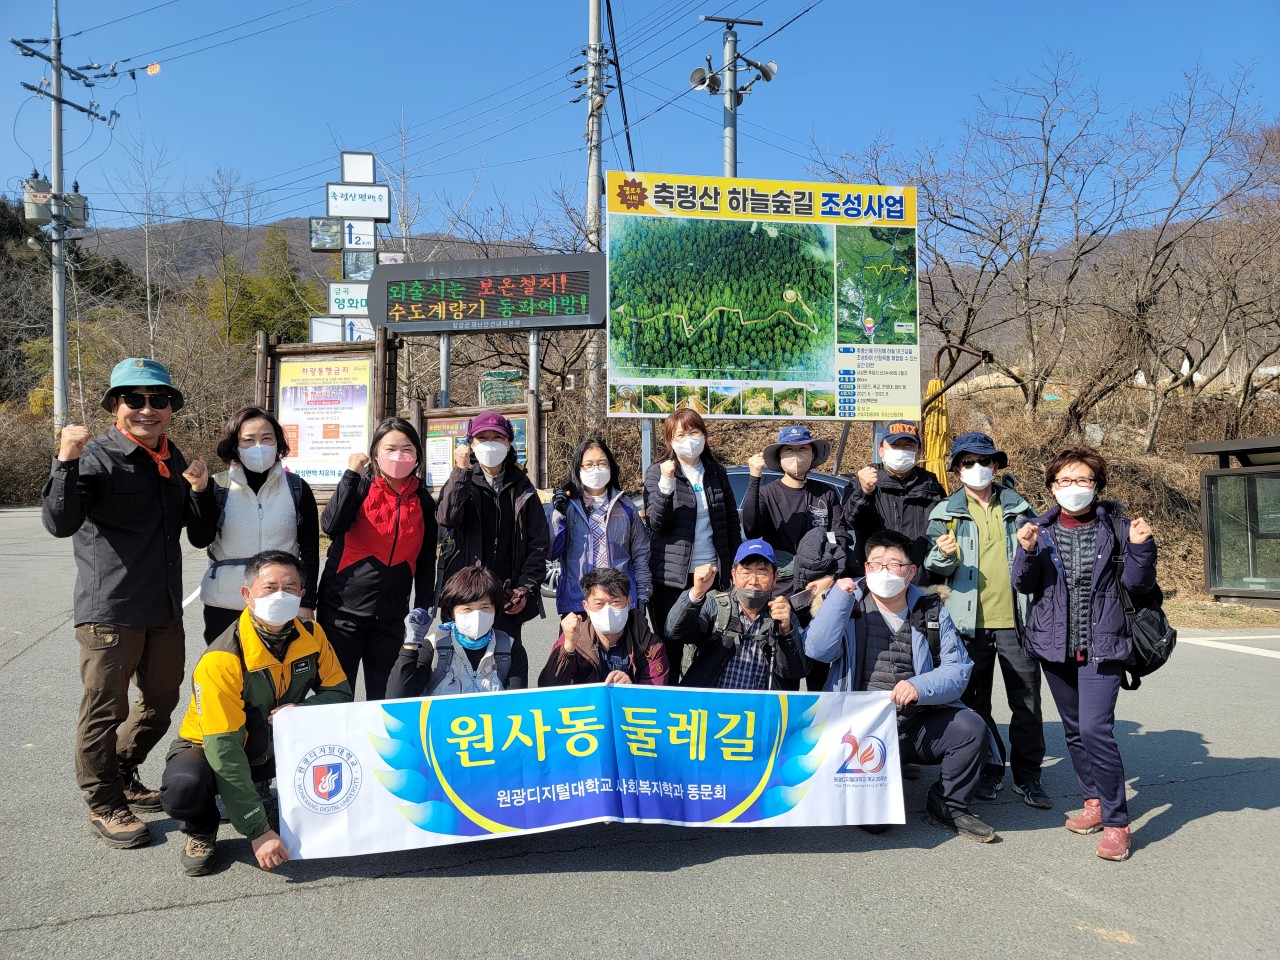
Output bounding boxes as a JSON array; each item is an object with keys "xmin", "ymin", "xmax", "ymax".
[{"xmin": 1, "ymin": 505, "xmax": 1277, "ymax": 959}]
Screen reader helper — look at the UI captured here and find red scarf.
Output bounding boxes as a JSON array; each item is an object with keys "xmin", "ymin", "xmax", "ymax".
[
  {"xmin": 337, "ymin": 475, "xmax": 425, "ymax": 574},
  {"xmin": 116, "ymin": 425, "xmax": 172, "ymax": 478}
]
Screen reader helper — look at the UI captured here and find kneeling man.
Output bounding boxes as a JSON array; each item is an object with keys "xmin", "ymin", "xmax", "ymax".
[
  {"xmin": 804, "ymin": 530, "xmax": 997, "ymax": 842},
  {"xmin": 161, "ymin": 550, "xmax": 352, "ymax": 875}
]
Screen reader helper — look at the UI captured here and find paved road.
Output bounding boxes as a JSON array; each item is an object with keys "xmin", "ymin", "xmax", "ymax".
[{"xmin": 1, "ymin": 506, "xmax": 1277, "ymax": 959}]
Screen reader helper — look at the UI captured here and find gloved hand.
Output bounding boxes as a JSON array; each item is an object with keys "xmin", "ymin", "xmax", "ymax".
[
  {"xmin": 403, "ymin": 607, "xmax": 433, "ymax": 647},
  {"xmin": 552, "ymin": 489, "xmax": 570, "ymax": 514}
]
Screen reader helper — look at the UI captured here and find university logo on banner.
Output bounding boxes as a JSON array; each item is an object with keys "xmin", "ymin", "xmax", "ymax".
[{"xmin": 294, "ymin": 745, "xmax": 363, "ymax": 815}]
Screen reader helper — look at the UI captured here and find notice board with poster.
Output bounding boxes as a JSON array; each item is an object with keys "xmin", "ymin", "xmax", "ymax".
[
  {"xmin": 366, "ymin": 253, "xmax": 606, "ymax": 334},
  {"xmin": 276, "ymin": 357, "xmax": 374, "ymax": 485},
  {"xmin": 606, "ymin": 170, "xmax": 919, "ymax": 421},
  {"xmin": 423, "ymin": 415, "xmax": 529, "ymax": 489}
]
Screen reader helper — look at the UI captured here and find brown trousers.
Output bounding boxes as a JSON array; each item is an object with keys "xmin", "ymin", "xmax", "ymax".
[{"xmin": 75, "ymin": 620, "xmax": 186, "ymax": 814}]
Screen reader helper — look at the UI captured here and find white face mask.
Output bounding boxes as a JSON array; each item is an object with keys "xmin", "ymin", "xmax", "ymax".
[
  {"xmin": 587, "ymin": 603, "xmax": 628, "ymax": 635},
  {"xmin": 865, "ymin": 568, "xmax": 909, "ymax": 599},
  {"xmin": 239, "ymin": 443, "xmax": 276, "ymax": 473},
  {"xmin": 454, "ymin": 608, "xmax": 495, "ymax": 640},
  {"xmin": 959, "ymin": 464, "xmax": 994, "ymax": 489},
  {"xmin": 672, "ymin": 435, "xmax": 705, "ymax": 461},
  {"xmin": 473, "ymin": 440, "xmax": 508, "ymax": 469},
  {"xmin": 881, "ymin": 448, "xmax": 917, "ymax": 473},
  {"xmin": 252, "ymin": 590, "xmax": 301, "ymax": 627},
  {"xmin": 580, "ymin": 466, "xmax": 611, "ymax": 491},
  {"xmin": 1054, "ymin": 486, "xmax": 1095, "ymax": 512}
]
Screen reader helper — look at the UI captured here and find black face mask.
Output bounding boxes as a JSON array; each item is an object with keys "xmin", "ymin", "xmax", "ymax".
[{"xmin": 737, "ymin": 587, "xmax": 772, "ymax": 610}]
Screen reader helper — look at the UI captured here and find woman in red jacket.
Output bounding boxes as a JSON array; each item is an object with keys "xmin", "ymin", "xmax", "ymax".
[{"xmin": 318, "ymin": 417, "xmax": 437, "ymax": 701}]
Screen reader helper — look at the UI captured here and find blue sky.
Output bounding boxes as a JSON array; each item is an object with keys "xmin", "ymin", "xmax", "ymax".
[{"xmin": 4, "ymin": 0, "xmax": 1277, "ymax": 241}]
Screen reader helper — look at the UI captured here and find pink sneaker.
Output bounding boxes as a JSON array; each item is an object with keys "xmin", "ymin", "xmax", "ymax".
[
  {"xmin": 1065, "ymin": 799, "xmax": 1102, "ymax": 835},
  {"xmin": 1096, "ymin": 825, "xmax": 1131, "ymax": 862}
]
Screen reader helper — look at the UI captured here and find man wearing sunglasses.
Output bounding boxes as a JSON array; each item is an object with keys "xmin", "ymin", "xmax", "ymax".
[
  {"xmin": 43, "ymin": 358, "xmax": 214, "ymax": 850},
  {"xmin": 923, "ymin": 433, "xmax": 1051, "ymax": 812}
]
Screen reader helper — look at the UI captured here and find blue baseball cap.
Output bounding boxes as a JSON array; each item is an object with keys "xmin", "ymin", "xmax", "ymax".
[
  {"xmin": 734, "ymin": 538, "xmax": 777, "ymax": 567},
  {"xmin": 100, "ymin": 357, "xmax": 184, "ymax": 412},
  {"xmin": 948, "ymin": 432, "xmax": 1008, "ymax": 471},
  {"xmin": 763, "ymin": 424, "xmax": 830, "ymax": 471}
]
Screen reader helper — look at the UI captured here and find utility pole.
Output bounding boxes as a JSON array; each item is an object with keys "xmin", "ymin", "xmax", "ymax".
[
  {"xmin": 583, "ymin": 0, "xmax": 605, "ymax": 424},
  {"xmin": 12, "ymin": 0, "xmax": 116, "ymax": 429},
  {"xmin": 690, "ymin": 15, "xmax": 777, "ymax": 179},
  {"xmin": 49, "ymin": 0, "xmax": 67, "ymax": 428}
]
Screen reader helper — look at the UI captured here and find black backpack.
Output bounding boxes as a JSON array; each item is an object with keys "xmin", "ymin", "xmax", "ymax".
[
  {"xmin": 424, "ymin": 629, "xmax": 514, "ymax": 693},
  {"xmin": 1107, "ymin": 516, "xmax": 1176, "ymax": 691}
]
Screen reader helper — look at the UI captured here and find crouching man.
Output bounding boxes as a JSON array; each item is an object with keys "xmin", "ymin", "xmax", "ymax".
[
  {"xmin": 804, "ymin": 530, "xmax": 997, "ymax": 843},
  {"xmin": 160, "ymin": 550, "xmax": 352, "ymax": 875},
  {"xmin": 667, "ymin": 539, "xmax": 807, "ymax": 691}
]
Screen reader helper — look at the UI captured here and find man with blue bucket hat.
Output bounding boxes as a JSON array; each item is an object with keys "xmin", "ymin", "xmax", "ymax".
[
  {"xmin": 43, "ymin": 358, "xmax": 215, "ymax": 849},
  {"xmin": 923, "ymin": 432, "xmax": 1051, "ymax": 811}
]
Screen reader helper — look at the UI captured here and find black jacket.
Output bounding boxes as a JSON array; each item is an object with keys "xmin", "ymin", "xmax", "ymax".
[
  {"xmin": 843, "ymin": 466, "xmax": 946, "ymax": 580},
  {"xmin": 435, "ymin": 462, "xmax": 549, "ymax": 623},
  {"xmin": 667, "ymin": 588, "xmax": 807, "ymax": 689},
  {"xmin": 643, "ymin": 455, "xmax": 741, "ymax": 591},
  {"xmin": 319, "ymin": 470, "xmax": 438, "ymax": 620},
  {"xmin": 41, "ymin": 428, "xmax": 214, "ymax": 626}
]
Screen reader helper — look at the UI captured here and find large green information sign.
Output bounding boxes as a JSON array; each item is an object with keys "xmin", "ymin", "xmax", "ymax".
[{"xmin": 606, "ymin": 171, "xmax": 919, "ymax": 421}]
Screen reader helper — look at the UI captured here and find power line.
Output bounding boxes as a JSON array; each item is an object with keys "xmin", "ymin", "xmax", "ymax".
[
  {"xmin": 68, "ymin": 1, "xmax": 188, "ymax": 39},
  {"xmin": 604, "ymin": 0, "xmax": 636, "ymax": 170}
]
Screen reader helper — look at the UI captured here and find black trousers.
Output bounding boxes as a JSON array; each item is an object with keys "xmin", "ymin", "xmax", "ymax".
[
  {"xmin": 202, "ymin": 605, "xmax": 241, "ymax": 645},
  {"xmin": 960, "ymin": 627, "xmax": 1046, "ymax": 785},
  {"xmin": 160, "ymin": 739, "xmax": 273, "ymax": 836},
  {"xmin": 318, "ymin": 609, "xmax": 404, "ymax": 702},
  {"xmin": 649, "ymin": 579, "xmax": 692, "ymax": 682},
  {"xmin": 900, "ymin": 706, "xmax": 987, "ymax": 815}
]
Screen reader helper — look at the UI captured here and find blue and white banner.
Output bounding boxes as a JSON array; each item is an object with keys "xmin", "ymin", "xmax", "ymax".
[{"xmin": 275, "ymin": 685, "xmax": 903, "ymax": 859}]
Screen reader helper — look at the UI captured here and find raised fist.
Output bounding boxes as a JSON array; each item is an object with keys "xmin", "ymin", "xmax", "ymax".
[
  {"xmin": 453, "ymin": 443, "xmax": 471, "ymax": 470},
  {"xmin": 1129, "ymin": 517, "xmax": 1153, "ymax": 544},
  {"xmin": 348, "ymin": 452, "xmax": 371, "ymax": 473},
  {"xmin": 857, "ymin": 465, "xmax": 879, "ymax": 494},
  {"xmin": 936, "ymin": 532, "xmax": 958, "ymax": 557},
  {"xmin": 748, "ymin": 453, "xmax": 767, "ymax": 478},
  {"xmin": 57, "ymin": 425, "xmax": 91, "ymax": 462},
  {"xmin": 690, "ymin": 563, "xmax": 718, "ymax": 599},
  {"xmin": 1016, "ymin": 522, "xmax": 1040, "ymax": 553},
  {"xmin": 660, "ymin": 458, "xmax": 677, "ymax": 480},
  {"xmin": 182, "ymin": 457, "xmax": 210, "ymax": 493},
  {"xmin": 560, "ymin": 613, "xmax": 583, "ymax": 652}
]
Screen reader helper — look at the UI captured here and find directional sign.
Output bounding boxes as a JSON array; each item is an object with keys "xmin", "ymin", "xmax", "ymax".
[
  {"xmin": 344, "ymin": 220, "xmax": 377, "ymax": 249},
  {"xmin": 309, "ymin": 316, "xmax": 343, "ymax": 343},
  {"xmin": 341, "ymin": 151, "xmax": 376, "ymax": 184},
  {"xmin": 346, "ymin": 317, "xmax": 375, "ymax": 342},
  {"xmin": 328, "ymin": 281, "xmax": 369, "ymax": 316},
  {"xmin": 326, "ymin": 183, "xmax": 390, "ymax": 221}
]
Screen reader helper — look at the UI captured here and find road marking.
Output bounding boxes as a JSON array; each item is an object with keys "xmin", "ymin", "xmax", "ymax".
[
  {"xmin": 1179, "ymin": 637, "xmax": 1280, "ymax": 659},
  {"xmin": 183, "ymin": 587, "xmax": 200, "ymax": 608}
]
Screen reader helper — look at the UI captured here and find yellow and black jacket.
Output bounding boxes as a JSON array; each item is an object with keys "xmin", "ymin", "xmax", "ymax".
[{"xmin": 178, "ymin": 609, "xmax": 351, "ymax": 839}]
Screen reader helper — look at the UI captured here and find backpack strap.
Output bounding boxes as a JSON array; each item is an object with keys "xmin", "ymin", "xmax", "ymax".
[
  {"xmin": 907, "ymin": 591, "xmax": 944, "ymax": 670},
  {"xmin": 713, "ymin": 592, "xmax": 741, "ymax": 648},
  {"xmin": 424, "ymin": 630, "xmax": 455, "ymax": 694},
  {"xmin": 492, "ymin": 631, "xmax": 514, "ymax": 686},
  {"xmin": 284, "ymin": 469, "xmax": 304, "ymax": 526}
]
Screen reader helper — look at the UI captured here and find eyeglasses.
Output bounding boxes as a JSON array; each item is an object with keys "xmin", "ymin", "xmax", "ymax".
[
  {"xmin": 736, "ymin": 569, "xmax": 773, "ymax": 585},
  {"xmin": 865, "ymin": 561, "xmax": 912, "ymax": 573},
  {"xmin": 959, "ymin": 456, "xmax": 995, "ymax": 468},
  {"xmin": 119, "ymin": 392, "xmax": 172, "ymax": 410},
  {"xmin": 1053, "ymin": 476, "xmax": 1097, "ymax": 488}
]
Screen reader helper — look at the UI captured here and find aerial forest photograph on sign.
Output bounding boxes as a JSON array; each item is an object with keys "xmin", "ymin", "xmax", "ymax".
[{"xmin": 607, "ymin": 216, "xmax": 836, "ymax": 382}]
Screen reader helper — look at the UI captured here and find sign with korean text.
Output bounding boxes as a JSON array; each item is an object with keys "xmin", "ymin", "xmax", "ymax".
[
  {"xmin": 276, "ymin": 357, "xmax": 374, "ymax": 485},
  {"xmin": 423, "ymin": 415, "xmax": 528, "ymax": 488},
  {"xmin": 276, "ymin": 685, "xmax": 902, "ymax": 859},
  {"xmin": 328, "ymin": 281, "xmax": 369, "ymax": 316},
  {"xmin": 326, "ymin": 183, "xmax": 391, "ymax": 222},
  {"xmin": 606, "ymin": 170, "xmax": 920, "ymax": 421},
  {"xmin": 368, "ymin": 253, "xmax": 606, "ymax": 333}
]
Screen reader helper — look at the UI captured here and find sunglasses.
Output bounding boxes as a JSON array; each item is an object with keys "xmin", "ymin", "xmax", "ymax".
[
  {"xmin": 119, "ymin": 392, "xmax": 172, "ymax": 410},
  {"xmin": 959, "ymin": 456, "xmax": 995, "ymax": 468}
]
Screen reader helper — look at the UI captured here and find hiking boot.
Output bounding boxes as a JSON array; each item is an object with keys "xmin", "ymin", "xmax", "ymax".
[
  {"xmin": 1096, "ymin": 825, "xmax": 1131, "ymax": 862},
  {"xmin": 1065, "ymin": 799, "xmax": 1103, "ymax": 835},
  {"xmin": 1013, "ymin": 780, "xmax": 1053, "ymax": 809},
  {"xmin": 923, "ymin": 795, "xmax": 999, "ymax": 843},
  {"xmin": 121, "ymin": 767, "xmax": 163, "ymax": 812},
  {"xmin": 973, "ymin": 773, "xmax": 1003, "ymax": 802},
  {"xmin": 88, "ymin": 808, "xmax": 151, "ymax": 849},
  {"xmin": 179, "ymin": 832, "xmax": 218, "ymax": 876}
]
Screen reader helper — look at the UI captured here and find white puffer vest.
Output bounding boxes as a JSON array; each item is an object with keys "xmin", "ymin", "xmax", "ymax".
[{"xmin": 200, "ymin": 462, "xmax": 301, "ymax": 610}]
